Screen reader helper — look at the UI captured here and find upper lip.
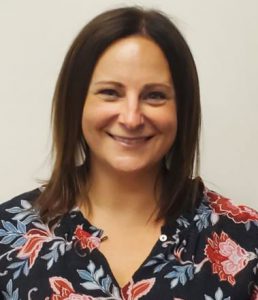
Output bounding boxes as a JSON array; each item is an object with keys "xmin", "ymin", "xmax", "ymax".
[{"xmin": 107, "ymin": 133, "xmax": 153, "ymax": 139}]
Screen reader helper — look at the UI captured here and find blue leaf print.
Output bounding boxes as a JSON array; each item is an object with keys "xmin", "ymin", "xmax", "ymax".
[
  {"xmin": 88, "ymin": 260, "xmax": 96, "ymax": 273},
  {"xmin": 15, "ymin": 213, "xmax": 37, "ymax": 225},
  {"xmin": 12, "ymin": 289, "xmax": 19, "ymax": 300},
  {"xmin": 170, "ymin": 278, "xmax": 179, "ymax": 288},
  {"xmin": 6, "ymin": 200, "xmax": 38, "ymax": 225},
  {"xmin": 144, "ymin": 253, "xmax": 166, "ymax": 266},
  {"xmin": 41, "ymin": 240, "xmax": 71, "ymax": 270},
  {"xmin": 78, "ymin": 261, "xmax": 120, "ymax": 298},
  {"xmin": 144, "ymin": 252, "xmax": 175, "ymax": 273},
  {"xmin": 95, "ymin": 266, "xmax": 104, "ymax": 281},
  {"xmin": 187, "ymin": 266, "xmax": 194, "ymax": 280},
  {"xmin": 81, "ymin": 281, "xmax": 100, "ymax": 290},
  {"xmin": 13, "ymin": 268, "xmax": 22, "ymax": 281},
  {"xmin": 11, "ymin": 236, "xmax": 27, "ymax": 248},
  {"xmin": 17, "ymin": 221, "xmax": 26, "ymax": 234},
  {"xmin": 77, "ymin": 269, "xmax": 93, "ymax": 281},
  {"xmin": 204, "ymin": 287, "xmax": 231, "ymax": 300},
  {"xmin": 102, "ymin": 274, "xmax": 112, "ymax": 291},
  {"xmin": 194, "ymin": 202, "xmax": 212, "ymax": 231},
  {"xmin": 20, "ymin": 200, "xmax": 32, "ymax": 209},
  {"xmin": 2, "ymin": 221, "xmax": 18, "ymax": 233},
  {"xmin": 8, "ymin": 260, "xmax": 29, "ymax": 280},
  {"xmin": 7, "ymin": 261, "xmax": 25, "ymax": 269},
  {"xmin": 165, "ymin": 264, "xmax": 195, "ymax": 288},
  {"xmin": 2, "ymin": 279, "xmax": 19, "ymax": 300},
  {"xmin": 6, "ymin": 206, "xmax": 25, "ymax": 214},
  {"xmin": 111, "ymin": 285, "xmax": 120, "ymax": 299},
  {"xmin": 176, "ymin": 216, "xmax": 190, "ymax": 228},
  {"xmin": 0, "ymin": 220, "xmax": 27, "ymax": 249},
  {"xmin": 154, "ymin": 262, "xmax": 168, "ymax": 273},
  {"xmin": 1, "ymin": 234, "xmax": 18, "ymax": 245},
  {"xmin": 6, "ymin": 279, "xmax": 13, "ymax": 294},
  {"xmin": 0, "ymin": 230, "xmax": 6, "ymax": 236}
]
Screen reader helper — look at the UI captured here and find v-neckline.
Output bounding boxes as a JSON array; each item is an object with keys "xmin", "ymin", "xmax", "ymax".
[
  {"xmin": 67, "ymin": 207, "xmax": 168, "ymax": 290},
  {"xmin": 95, "ymin": 228, "xmax": 164, "ymax": 289}
]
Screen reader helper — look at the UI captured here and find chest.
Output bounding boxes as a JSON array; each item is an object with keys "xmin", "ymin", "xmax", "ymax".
[
  {"xmin": 98, "ymin": 232, "xmax": 161, "ymax": 288},
  {"xmin": 1, "ymin": 234, "xmax": 256, "ymax": 300}
]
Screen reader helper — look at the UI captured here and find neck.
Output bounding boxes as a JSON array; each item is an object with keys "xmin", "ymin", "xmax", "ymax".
[{"xmin": 79, "ymin": 162, "xmax": 163, "ymax": 228}]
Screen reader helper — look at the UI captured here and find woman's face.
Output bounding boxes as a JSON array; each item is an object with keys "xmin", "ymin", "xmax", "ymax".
[{"xmin": 82, "ymin": 35, "xmax": 177, "ymax": 174}]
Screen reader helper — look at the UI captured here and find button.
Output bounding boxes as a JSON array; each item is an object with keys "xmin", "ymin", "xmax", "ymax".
[{"xmin": 159, "ymin": 234, "xmax": 167, "ymax": 242}]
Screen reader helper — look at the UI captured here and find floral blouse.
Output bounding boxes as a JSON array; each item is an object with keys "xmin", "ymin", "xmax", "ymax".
[{"xmin": 0, "ymin": 187, "xmax": 258, "ymax": 300}]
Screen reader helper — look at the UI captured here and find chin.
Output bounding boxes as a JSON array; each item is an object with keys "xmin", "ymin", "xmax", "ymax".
[{"xmin": 110, "ymin": 159, "xmax": 159, "ymax": 174}]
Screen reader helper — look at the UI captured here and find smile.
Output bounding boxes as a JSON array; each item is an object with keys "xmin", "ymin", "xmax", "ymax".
[{"xmin": 107, "ymin": 133, "xmax": 153, "ymax": 146}]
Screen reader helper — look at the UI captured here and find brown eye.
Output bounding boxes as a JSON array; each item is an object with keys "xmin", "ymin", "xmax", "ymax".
[
  {"xmin": 148, "ymin": 91, "xmax": 166, "ymax": 100},
  {"xmin": 144, "ymin": 91, "xmax": 167, "ymax": 104},
  {"xmin": 99, "ymin": 89, "xmax": 119, "ymax": 97}
]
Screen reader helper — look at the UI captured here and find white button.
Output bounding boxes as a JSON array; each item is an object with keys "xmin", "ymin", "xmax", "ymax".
[{"xmin": 159, "ymin": 234, "xmax": 167, "ymax": 242}]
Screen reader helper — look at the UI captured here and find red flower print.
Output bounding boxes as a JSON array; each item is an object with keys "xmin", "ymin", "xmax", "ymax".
[
  {"xmin": 204, "ymin": 231, "xmax": 254, "ymax": 285},
  {"xmin": 207, "ymin": 190, "xmax": 258, "ymax": 223},
  {"xmin": 17, "ymin": 228, "xmax": 52, "ymax": 268},
  {"xmin": 49, "ymin": 276, "xmax": 93, "ymax": 300},
  {"xmin": 74, "ymin": 225, "xmax": 100, "ymax": 251},
  {"xmin": 121, "ymin": 278, "xmax": 155, "ymax": 300}
]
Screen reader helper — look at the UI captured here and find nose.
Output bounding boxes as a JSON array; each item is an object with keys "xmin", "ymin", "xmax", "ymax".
[{"xmin": 118, "ymin": 94, "xmax": 144, "ymax": 129}]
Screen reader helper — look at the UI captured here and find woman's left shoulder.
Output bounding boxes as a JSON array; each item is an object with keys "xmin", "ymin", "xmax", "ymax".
[
  {"xmin": 203, "ymin": 187, "xmax": 258, "ymax": 224},
  {"xmin": 199, "ymin": 187, "xmax": 258, "ymax": 247}
]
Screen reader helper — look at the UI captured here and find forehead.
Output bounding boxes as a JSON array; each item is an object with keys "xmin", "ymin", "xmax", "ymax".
[{"xmin": 90, "ymin": 35, "xmax": 173, "ymax": 84}]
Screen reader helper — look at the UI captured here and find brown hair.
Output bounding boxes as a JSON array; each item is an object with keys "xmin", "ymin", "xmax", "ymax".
[{"xmin": 36, "ymin": 6, "xmax": 202, "ymax": 223}]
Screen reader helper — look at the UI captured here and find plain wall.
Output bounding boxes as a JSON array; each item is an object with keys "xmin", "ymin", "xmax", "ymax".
[{"xmin": 0, "ymin": 0, "xmax": 257, "ymax": 208}]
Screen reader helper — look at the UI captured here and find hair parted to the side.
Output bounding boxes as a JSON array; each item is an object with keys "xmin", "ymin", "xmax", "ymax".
[{"xmin": 36, "ymin": 6, "xmax": 202, "ymax": 223}]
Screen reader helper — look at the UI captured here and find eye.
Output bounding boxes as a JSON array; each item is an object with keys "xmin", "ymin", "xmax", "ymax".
[
  {"xmin": 144, "ymin": 91, "xmax": 167, "ymax": 104},
  {"xmin": 98, "ymin": 89, "xmax": 119, "ymax": 97},
  {"xmin": 148, "ymin": 91, "xmax": 166, "ymax": 99}
]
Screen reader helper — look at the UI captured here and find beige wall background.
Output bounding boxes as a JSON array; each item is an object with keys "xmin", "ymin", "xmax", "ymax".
[{"xmin": 0, "ymin": 0, "xmax": 257, "ymax": 208}]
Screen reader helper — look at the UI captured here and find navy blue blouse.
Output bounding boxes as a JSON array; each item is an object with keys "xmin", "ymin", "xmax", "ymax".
[{"xmin": 1, "ymin": 187, "xmax": 258, "ymax": 299}]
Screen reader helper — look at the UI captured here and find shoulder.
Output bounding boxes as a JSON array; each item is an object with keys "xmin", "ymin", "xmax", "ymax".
[
  {"xmin": 203, "ymin": 187, "xmax": 258, "ymax": 225},
  {"xmin": 195, "ymin": 187, "xmax": 258, "ymax": 250},
  {"xmin": 0, "ymin": 188, "xmax": 42, "ymax": 222}
]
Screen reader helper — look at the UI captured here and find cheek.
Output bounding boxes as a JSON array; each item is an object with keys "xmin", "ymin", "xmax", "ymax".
[
  {"xmin": 156, "ymin": 108, "xmax": 178, "ymax": 151},
  {"xmin": 148, "ymin": 105, "xmax": 177, "ymax": 138},
  {"xmin": 163, "ymin": 104, "xmax": 177, "ymax": 138},
  {"xmin": 163, "ymin": 117, "xmax": 177, "ymax": 145},
  {"xmin": 81, "ymin": 101, "xmax": 118, "ymax": 135}
]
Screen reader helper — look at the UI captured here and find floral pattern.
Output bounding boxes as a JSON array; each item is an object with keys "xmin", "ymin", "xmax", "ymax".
[
  {"xmin": 207, "ymin": 190, "xmax": 258, "ymax": 224},
  {"xmin": 204, "ymin": 231, "xmax": 255, "ymax": 285},
  {"xmin": 0, "ymin": 187, "xmax": 258, "ymax": 299},
  {"xmin": 121, "ymin": 278, "xmax": 155, "ymax": 300},
  {"xmin": 74, "ymin": 225, "xmax": 101, "ymax": 251},
  {"xmin": 17, "ymin": 227, "xmax": 52, "ymax": 267},
  {"xmin": 49, "ymin": 277, "xmax": 94, "ymax": 300}
]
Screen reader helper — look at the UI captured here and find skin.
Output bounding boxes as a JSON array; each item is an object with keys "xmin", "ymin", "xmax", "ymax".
[
  {"xmin": 80, "ymin": 35, "xmax": 177, "ymax": 287},
  {"xmin": 82, "ymin": 35, "xmax": 177, "ymax": 176}
]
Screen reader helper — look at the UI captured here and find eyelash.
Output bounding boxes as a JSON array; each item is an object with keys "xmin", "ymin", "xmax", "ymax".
[
  {"xmin": 98, "ymin": 89, "xmax": 167, "ymax": 102},
  {"xmin": 145, "ymin": 91, "xmax": 167, "ymax": 100},
  {"xmin": 99, "ymin": 89, "xmax": 118, "ymax": 97}
]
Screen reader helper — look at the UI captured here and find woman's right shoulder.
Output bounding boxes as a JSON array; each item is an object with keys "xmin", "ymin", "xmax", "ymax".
[{"xmin": 0, "ymin": 188, "xmax": 42, "ymax": 221}]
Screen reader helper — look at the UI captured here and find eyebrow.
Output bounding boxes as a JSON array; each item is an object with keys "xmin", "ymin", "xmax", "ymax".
[{"xmin": 93, "ymin": 81, "xmax": 173, "ymax": 89}]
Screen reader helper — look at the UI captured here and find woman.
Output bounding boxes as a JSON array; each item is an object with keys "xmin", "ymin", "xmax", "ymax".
[{"xmin": 0, "ymin": 6, "xmax": 258, "ymax": 300}]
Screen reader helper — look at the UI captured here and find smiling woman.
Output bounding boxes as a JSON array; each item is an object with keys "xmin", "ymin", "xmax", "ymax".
[
  {"xmin": 0, "ymin": 6, "xmax": 258, "ymax": 300},
  {"xmin": 82, "ymin": 36, "xmax": 177, "ymax": 174}
]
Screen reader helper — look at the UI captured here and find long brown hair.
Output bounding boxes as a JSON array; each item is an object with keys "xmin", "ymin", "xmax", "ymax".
[{"xmin": 36, "ymin": 6, "xmax": 202, "ymax": 223}]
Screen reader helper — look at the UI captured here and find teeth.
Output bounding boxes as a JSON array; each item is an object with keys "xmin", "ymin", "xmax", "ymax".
[{"xmin": 112, "ymin": 135, "xmax": 149, "ymax": 144}]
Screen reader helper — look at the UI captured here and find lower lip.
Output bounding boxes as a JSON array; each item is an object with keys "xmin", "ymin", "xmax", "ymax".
[{"xmin": 108, "ymin": 134, "xmax": 152, "ymax": 147}]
